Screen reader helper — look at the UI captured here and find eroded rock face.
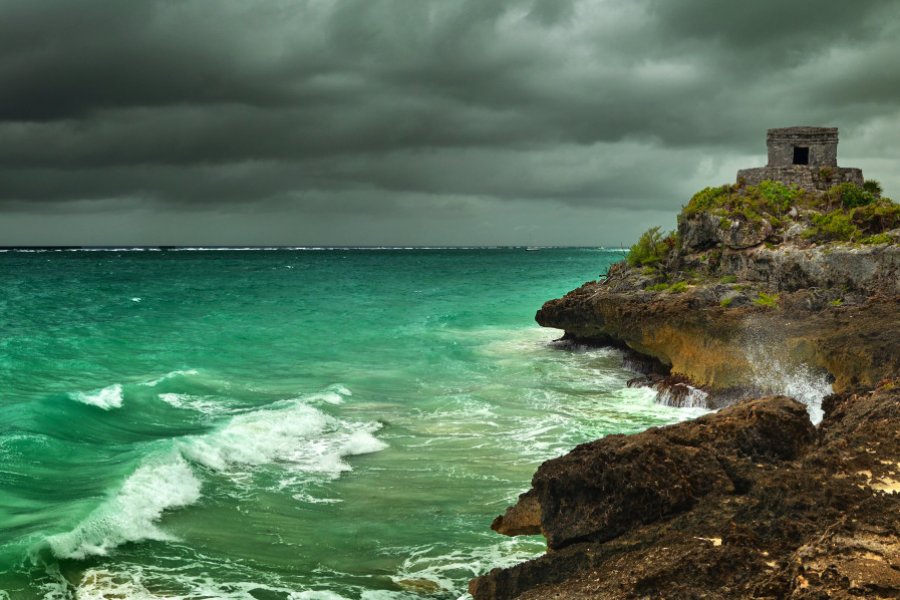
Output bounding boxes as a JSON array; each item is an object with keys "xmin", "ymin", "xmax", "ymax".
[
  {"xmin": 530, "ymin": 397, "xmax": 813, "ymax": 550},
  {"xmin": 470, "ymin": 385, "xmax": 900, "ymax": 600},
  {"xmin": 679, "ymin": 212, "xmax": 774, "ymax": 251},
  {"xmin": 716, "ymin": 244, "xmax": 900, "ymax": 293},
  {"xmin": 536, "ymin": 277, "xmax": 899, "ymax": 395},
  {"xmin": 491, "ymin": 490, "xmax": 541, "ymax": 537}
]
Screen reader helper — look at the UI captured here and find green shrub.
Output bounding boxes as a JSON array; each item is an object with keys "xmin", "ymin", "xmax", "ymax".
[
  {"xmin": 852, "ymin": 201, "xmax": 900, "ymax": 234},
  {"xmin": 647, "ymin": 282, "xmax": 671, "ymax": 292},
  {"xmin": 826, "ymin": 182, "xmax": 876, "ymax": 210},
  {"xmin": 719, "ymin": 275, "xmax": 737, "ymax": 284},
  {"xmin": 628, "ymin": 226, "xmax": 672, "ymax": 267},
  {"xmin": 828, "ymin": 298, "xmax": 843, "ymax": 307},
  {"xmin": 719, "ymin": 297, "xmax": 733, "ymax": 308},
  {"xmin": 683, "ymin": 185, "xmax": 731, "ymax": 216},
  {"xmin": 863, "ymin": 179, "xmax": 883, "ymax": 196},
  {"xmin": 756, "ymin": 180, "xmax": 799, "ymax": 213},
  {"xmin": 753, "ymin": 292, "xmax": 780, "ymax": 308},
  {"xmin": 803, "ymin": 211, "xmax": 861, "ymax": 242},
  {"xmin": 668, "ymin": 281, "xmax": 688, "ymax": 293}
]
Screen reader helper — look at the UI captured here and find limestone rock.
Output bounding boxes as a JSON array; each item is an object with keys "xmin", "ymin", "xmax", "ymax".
[
  {"xmin": 678, "ymin": 212, "xmax": 773, "ymax": 252},
  {"xmin": 511, "ymin": 398, "xmax": 813, "ymax": 551},
  {"xmin": 470, "ymin": 386, "xmax": 900, "ymax": 600},
  {"xmin": 491, "ymin": 490, "xmax": 541, "ymax": 536}
]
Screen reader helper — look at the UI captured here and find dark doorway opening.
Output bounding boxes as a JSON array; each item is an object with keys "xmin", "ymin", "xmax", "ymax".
[{"xmin": 793, "ymin": 146, "xmax": 809, "ymax": 165}]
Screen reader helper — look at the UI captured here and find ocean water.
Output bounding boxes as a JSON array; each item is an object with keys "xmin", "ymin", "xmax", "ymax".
[{"xmin": 0, "ymin": 248, "xmax": 708, "ymax": 600}]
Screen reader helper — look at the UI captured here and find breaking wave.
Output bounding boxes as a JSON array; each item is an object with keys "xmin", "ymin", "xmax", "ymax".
[
  {"xmin": 749, "ymin": 351, "xmax": 832, "ymax": 423},
  {"xmin": 69, "ymin": 384, "xmax": 124, "ymax": 410},
  {"xmin": 178, "ymin": 398, "xmax": 386, "ymax": 479},
  {"xmin": 42, "ymin": 386, "xmax": 386, "ymax": 561},
  {"xmin": 45, "ymin": 454, "xmax": 201, "ymax": 560}
]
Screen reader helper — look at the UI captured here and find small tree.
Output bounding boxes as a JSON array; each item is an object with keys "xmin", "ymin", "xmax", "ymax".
[
  {"xmin": 627, "ymin": 226, "xmax": 670, "ymax": 267},
  {"xmin": 863, "ymin": 179, "xmax": 883, "ymax": 197}
]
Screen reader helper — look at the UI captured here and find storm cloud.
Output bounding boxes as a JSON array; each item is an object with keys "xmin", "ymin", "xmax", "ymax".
[{"xmin": 1, "ymin": 0, "xmax": 898, "ymax": 245}]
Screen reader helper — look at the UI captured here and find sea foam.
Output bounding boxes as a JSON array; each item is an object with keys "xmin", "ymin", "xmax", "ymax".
[
  {"xmin": 748, "ymin": 350, "xmax": 832, "ymax": 424},
  {"xmin": 178, "ymin": 399, "xmax": 387, "ymax": 483},
  {"xmin": 45, "ymin": 454, "xmax": 201, "ymax": 560},
  {"xmin": 70, "ymin": 384, "xmax": 124, "ymax": 410},
  {"xmin": 44, "ymin": 567, "xmax": 339, "ymax": 600},
  {"xmin": 45, "ymin": 393, "xmax": 387, "ymax": 560}
]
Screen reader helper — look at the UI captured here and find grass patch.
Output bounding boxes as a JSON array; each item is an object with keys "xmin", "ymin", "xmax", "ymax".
[
  {"xmin": 829, "ymin": 298, "xmax": 843, "ymax": 307},
  {"xmin": 803, "ymin": 211, "xmax": 860, "ymax": 242},
  {"xmin": 852, "ymin": 201, "xmax": 900, "ymax": 233},
  {"xmin": 647, "ymin": 280, "xmax": 689, "ymax": 293},
  {"xmin": 860, "ymin": 233, "xmax": 893, "ymax": 245},
  {"xmin": 719, "ymin": 275, "xmax": 737, "ymax": 284},
  {"xmin": 720, "ymin": 297, "xmax": 733, "ymax": 308},
  {"xmin": 752, "ymin": 292, "xmax": 780, "ymax": 309},
  {"xmin": 681, "ymin": 181, "xmax": 801, "ymax": 228},
  {"xmin": 803, "ymin": 198, "xmax": 899, "ymax": 243}
]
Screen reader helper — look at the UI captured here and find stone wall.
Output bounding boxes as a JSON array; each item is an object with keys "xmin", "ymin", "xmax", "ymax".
[
  {"xmin": 736, "ymin": 166, "xmax": 863, "ymax": 192},
  {"xmin": 767, "ymin": 127, "xmax": 838, "ymax": 167}
]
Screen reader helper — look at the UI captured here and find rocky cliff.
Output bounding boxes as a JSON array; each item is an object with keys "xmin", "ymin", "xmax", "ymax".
[
  {"xmin": 537, "ymin": 181, "xmax": 899, "ymax": 401},
  {"xmin": 471, "ymin": 180, "xmax": 899, "ymax": 599},
  {"xmin": 471, "ymin": 386, "xmax": 900, "ymax": 599}
]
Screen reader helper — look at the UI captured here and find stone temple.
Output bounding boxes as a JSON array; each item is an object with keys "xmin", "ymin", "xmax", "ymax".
[{"xmin": 737, "ymin": 126, "xmax": 863, "ymax": 192}]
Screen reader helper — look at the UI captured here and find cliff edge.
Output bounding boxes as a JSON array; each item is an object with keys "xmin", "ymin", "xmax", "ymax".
[
  {"xmin": 538, "ymin": 180, "xmax": 899, "ymax": 402},
  {"xmin": 471, "ymin": 180, "xmax": 900, "ymax": 599}
]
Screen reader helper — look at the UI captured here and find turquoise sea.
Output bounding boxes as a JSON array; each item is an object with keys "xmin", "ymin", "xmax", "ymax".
[{"xmin": 0, "ymin": 248, "xmax": 707, "ymax": 600}]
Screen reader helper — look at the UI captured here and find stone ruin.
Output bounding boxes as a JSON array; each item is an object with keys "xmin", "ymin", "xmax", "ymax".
[{"xmin": 737, "ymin": 126, "xmax": 863, "ymax": 193}]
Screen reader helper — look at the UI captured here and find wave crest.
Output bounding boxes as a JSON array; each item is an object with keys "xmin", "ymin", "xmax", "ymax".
[
  {"xmin": 45, "ymin": 454, "xmax": 201, "ymax": 560},
  {"xmin": 69, "ymin": 384, "xmax": 124, "ymax": 410}
]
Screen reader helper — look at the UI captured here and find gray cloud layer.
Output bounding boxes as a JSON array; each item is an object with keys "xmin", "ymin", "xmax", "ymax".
[{"xmin": 1, "ymin": 0, "xmax": 899, "ymax": 245}]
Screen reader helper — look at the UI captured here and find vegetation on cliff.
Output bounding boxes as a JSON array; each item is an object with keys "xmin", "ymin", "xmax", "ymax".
[
  {"xmin": 637, "ymin": 180, "xmax": 900, "ymax": 253},
  {"xmin": 620, "ymin": 181, "xmax": 900, "ymax": 298}
]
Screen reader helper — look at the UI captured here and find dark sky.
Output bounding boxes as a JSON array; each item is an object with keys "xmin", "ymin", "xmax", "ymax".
[{"xmin": 2, "ymin": 0, "xmax": 898, "ymax": 246}]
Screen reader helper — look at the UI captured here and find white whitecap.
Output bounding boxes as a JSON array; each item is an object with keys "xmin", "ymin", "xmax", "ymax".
[
  {"xmin": 298, "ymin": 385, "xmax": 353, "ymax": 406},
  {"xmin": 157, "ymin": 393, "xmax": 230, "ymax": 416},
  {"xmin": 54, "ymin": 566, "xmax": 325, "ymax": 600},
  {"xmin": 70, "ymin": 384, "xmax": 124, "ymax": 410},
  {"xmin": 143, "ymin": 369, "xmax": 200, "ymax": 387},
  {"xmin": 290, "ymin": 592, "xmax": 351, "ymax": 600},
  {"xmin": 45, "ymin": 454, "xmax": 201, "ymax": 560},
  {"xmin": 177, "ymin": 399, "xmax": 387, "ymax": 485}
]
